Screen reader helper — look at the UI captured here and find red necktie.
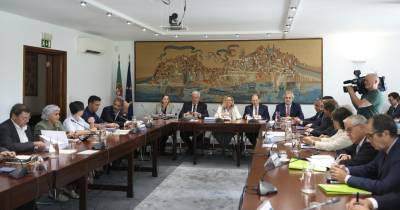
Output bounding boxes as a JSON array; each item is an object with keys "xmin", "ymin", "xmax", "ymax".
[{"xmin": 286, "ymin": 106, "xmax": 290, "ymax": 117}]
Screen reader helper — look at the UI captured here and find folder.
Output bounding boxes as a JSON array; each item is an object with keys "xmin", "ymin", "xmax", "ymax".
[
  {"xmin": 318, "ymin": 184, "xmax": 371, "ymax": 195},
  {"xmin": 288, "ymin": 158, "xmax": 326, "ymax": 172}
]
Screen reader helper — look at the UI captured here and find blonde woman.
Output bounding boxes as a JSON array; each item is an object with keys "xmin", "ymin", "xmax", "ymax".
[
  {"xmin": 213, "ymin": 96, "xmax": 242, "ymax": 154},
  {"xmin": 155, "ymin": 95, "xmax": 175, "ymax": 115}
]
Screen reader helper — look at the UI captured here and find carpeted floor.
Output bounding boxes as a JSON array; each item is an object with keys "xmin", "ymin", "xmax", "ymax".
[{"xmin": 135, "ymin": 163, "xmax": 248, "ymax": 210}]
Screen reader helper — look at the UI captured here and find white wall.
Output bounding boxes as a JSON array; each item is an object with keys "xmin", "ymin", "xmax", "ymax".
[{"xmin": 0, "ymin": 11, "xmax": 116, "ymax": 122}]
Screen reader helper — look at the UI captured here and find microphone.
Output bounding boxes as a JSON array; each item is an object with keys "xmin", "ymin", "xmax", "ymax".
[
  {"xmin": 70, "ymin": 118, "xmax": 89, "ymax": 129},
  {"xmin": 302, "ymin": 197, "xmax": 341, "ymax": 210}
]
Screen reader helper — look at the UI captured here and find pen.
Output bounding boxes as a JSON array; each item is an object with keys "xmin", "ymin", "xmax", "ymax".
[{"xmin": 355, "ymin": 192, "xmax": 360, "ymax": 205}]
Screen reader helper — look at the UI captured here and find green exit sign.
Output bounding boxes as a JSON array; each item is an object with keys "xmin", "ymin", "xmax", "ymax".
[
  {"xmin": 41, "ymin": 32, "xmax": 52, "ymax": 48},
  {"xmin": 41, "ymin": 39, "xmax": 51, "ymax": 48}
]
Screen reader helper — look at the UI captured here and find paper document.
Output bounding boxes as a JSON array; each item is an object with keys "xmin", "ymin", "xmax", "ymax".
[
  {"xmin": 114, "ymin": 129, "xmax": 130, "ymax": 135},
  {"xmin": 301, "ymin": 143, "xmax": 315, "ymax": 149},
  {"xmin": 319, "ymin": 184, "xmax": 371, "ymax": 195},
  {"xmin": 59, "ymin": 149, "xmax": 77, "ymax": 154},
  {"xmin": 307, "ymin": 155, "xmax": 335, "ymax": 169},
  {"xmin": 77, "ymin": 150, "xmax": 99, "ymax": 155},
  {"xmin": 40, "ymin": 130, "xmax": 69, "ymax": 149},
  {"xmin": 262, "ymin": 143, "xmax": 278, "ymax": 148},
  {"xmin": 16, "ymin": 155, "xmax": 31, "ymax": 160}
]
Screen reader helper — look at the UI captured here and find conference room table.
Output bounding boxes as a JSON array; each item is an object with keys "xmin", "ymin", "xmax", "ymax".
[
  {"xmin": 241, "ymin": 138, "xmax": 357, "ymax": 210},
  {"xmin": 0, "ymin": 118, "xmax": 267, "ymax": 210}
]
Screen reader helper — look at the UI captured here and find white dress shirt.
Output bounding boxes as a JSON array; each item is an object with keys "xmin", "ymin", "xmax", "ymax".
[
  {"xmin": 11, "ymin": 120, "xmax": 29, "ymax": 143},
  {"xmin": 63, "ymin": 116, "xmax": 89, "ymax": 132}
]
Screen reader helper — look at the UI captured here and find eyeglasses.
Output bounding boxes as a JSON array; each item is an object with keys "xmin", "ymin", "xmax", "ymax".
[{"xmin": 366, "ymin": 131, "xmax": 381, "ymax": 139}]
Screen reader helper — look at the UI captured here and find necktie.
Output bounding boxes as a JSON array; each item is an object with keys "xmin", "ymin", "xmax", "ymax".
[
  {"xmin": 286, "ymin": 105, "xmax": 290, "ymax": 117},
  {"xmin": 193, "ymin": 104, "xmax": 197, "ymax": 112},
  {"xmin": 256, "ymin": 106, "xmax": 258, "ymax": 116}
]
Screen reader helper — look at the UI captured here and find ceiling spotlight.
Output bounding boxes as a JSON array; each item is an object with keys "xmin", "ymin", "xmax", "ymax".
[
  {"xmin": 175, "ymin": 35, "xmax": 179, "ymax": 38},
  {"xmin": 126, "ymin": 21, "xmax": 131, "ymax": 25},
  {"xmin": 80, "ymin": 1, "xmax": 87, "ymax": 7},
  {"xmin": 154, "ymin": 33, "xmax": 159, "ymax": 37},
  {"xmin": 204, "ymin": 34, "xmax": 208, "ymax": 38},
  {"xmin": 290, "ymin": 7, "xmax": 297, "ymax": 11},
  {"xmin": 106, "ymin": 12, "xmax": 112, "ymax": 17},
  {"xmin": 235, "ymin": 34, "xmax": 240, "ymax": 38},
  {"xmin": 142, "ymin": 28, "xmax": 147, "ymax": 32},
  {"xmin": 288, "ymin": 17, "xmax": 293, "ymax": 21}
]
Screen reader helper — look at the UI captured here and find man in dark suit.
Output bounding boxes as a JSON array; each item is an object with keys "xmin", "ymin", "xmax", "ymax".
[
  {"xmin": 337, "ymin": 115, "xmax": 378, "ymax": 166},
  {"xmin": 331, "ymin": 114, "xmax": 400, "ymax": 195},
  {"xmin": 272, "ymin": 90, "xmax": 304, "ymax": 120},
  {"xmin": 100, "ymin": 97, "xmax": 126, "ymax": 127},
  {"xmin": 306, "ymin": 99, "xmax": 338, "ymax": 137},
  {"xmin": 294, "ymin": 98, "xmax": 324, "ymax": 126},
  {"xmin": 179, "ymin": 91, "xmax": 209, "ymax": 154},
  {"xmin": 243, "ymin": 94, "xmax": 270, "ymax": 146},
  {"xmin": 0, "ymin": 103, "xmax": 46, "ymax": 152},
  {"xmin": 386, "ymin": 92, "xmax": 400, "ymax": 120},
  {"xmin": 347, "ymin": 193, "xmax": 400, "ymax": 210}
]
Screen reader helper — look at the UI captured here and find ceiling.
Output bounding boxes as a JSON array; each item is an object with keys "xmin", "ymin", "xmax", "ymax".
[{"xmin": 0, "ymin": 0, "xmax": 400, "ymax": 41}]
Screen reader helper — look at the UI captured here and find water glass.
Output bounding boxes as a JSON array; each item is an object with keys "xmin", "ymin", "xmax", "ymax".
[{"xmin": 301, "ymin": 164, "xmax": 316, "ymax": 194}]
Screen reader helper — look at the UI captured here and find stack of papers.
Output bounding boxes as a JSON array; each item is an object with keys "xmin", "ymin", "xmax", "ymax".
[
  {"xmin": 288, "ymin": 158, "xmax": 327, "ymax": 172},
  {"xmin": 204, "ymin": 117, "xmax": 216, "ymax": 123},
  {"xmin": 264, "ymin": 131, "xmax": 286, "ymax": 143},
  {"xmin": 307, "ymin": 155, "xmax": 335, "ymax": 169},
  {"xmin": 319, "ymin": 184, "xmax": 371, "ymax": 195}
]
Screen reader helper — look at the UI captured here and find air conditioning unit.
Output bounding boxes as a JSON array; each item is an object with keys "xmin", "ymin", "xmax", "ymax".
[{"xmin": 77, "ymin": 37, "xmax": 105, "ymax": 55}]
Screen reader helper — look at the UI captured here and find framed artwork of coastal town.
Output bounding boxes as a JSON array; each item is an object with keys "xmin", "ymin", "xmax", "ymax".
[{"xmin": 134, "ymin": 38, "xmax": 323, "ymax": 104}]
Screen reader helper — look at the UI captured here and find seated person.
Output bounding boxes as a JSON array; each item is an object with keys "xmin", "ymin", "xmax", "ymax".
[
  {"xmin": 386, "ymin": 92, "xmax": 400, "ymax": 120},
  {"xmin": 155, "ymin": 95, "xmax": 175, "ymax": 116},
  {"xmin": 213, "ymin": 96, "xmax": 242, "ymax": 154},
  {"xmin": 307, "ymin": 99, "xmax": 338, "ymax": 137},
  {"xmin": 34, "ymin": 104, "xmax": 66, "ymax": 139},
  {"xmin": 336, "ymin": 115, "xmax": 378, "ymax": 166},
  {"xmin": 272, "ymin": 90, "xmax": 304, "ymax": 120},
  {"xmin": 294, "ymin": 98, "xmax": 324, "ymax": 126},
  {"xmin": 100, "ymin": 97, "xmax": 126, "ymax": 127},
  {"xmin": 243, "ymin": 94, "xmax": 270, "ymax": 146},
  {"xmin": 82, "ymin": 95, "xmax": 119, "ymax": 128},
  {"xmin": 347, "ymin": 192, "xmax": 400, "ymax": 210},
  {"xmin": 121, "ymin": 100, "xmax": 134, "ymax": 121},
  {"xmin": 154, "ymin": 95, "xmax": 175, "ymax": 154},
  {"xmin": 179, "ymin": 91, "xmax": 209, "ymax": 154},
  {"xmin": 63, "ymin": 101, "xmax": 96, "ymax": 137},
  {"xmin": 303, "ymin": 107, "xmax": 353, "ymax": 151},
  {"xmin": 331, "ymin": 114, "xmax": 400, "ymax": 195},
  {"xmin": 0, "ymin": 103, "xmax": 46, "ymax": 152}
]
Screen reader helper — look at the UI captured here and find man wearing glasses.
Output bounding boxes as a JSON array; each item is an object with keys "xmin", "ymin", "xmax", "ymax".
[
  {"xmin": 0, "ymin": 103, "xmax": 46, "ymax": 152},
  {"xmin": 336, "ymin": 115, "xmax": 378, "ymax": 166},
  {"xmin": 330, "ymin": 114, "xmax": 400, "ymax": 196}
]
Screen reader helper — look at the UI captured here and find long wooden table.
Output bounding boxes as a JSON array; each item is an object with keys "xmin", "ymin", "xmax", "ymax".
[
  {"xmin": 241, "ymin": 138, "xmax": 353, "ymax": 210},
  {"xmin": 0, "ymin": 119, "xmax": 267, "ymax": 210}
]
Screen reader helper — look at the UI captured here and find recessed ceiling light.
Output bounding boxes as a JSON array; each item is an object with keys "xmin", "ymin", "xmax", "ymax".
[
  {"xmin": 126, "ymin": 21, "xmax": 131, "ymax": 25},
  {"xmin": 106, "ymin": 12, "xmax": 113, "ymax": 17},
  {"xmin": 80, "ymin": 1, "xmax": 87, "ymax": 7},
  {"xmin": 175, "ymin": 35, "xmax": 179, "ymax": 38},
  {"xmin": 288, "ymin": 17, "xmax": 293, "ymax": 21},
  {"xmin": 204, "ymin": 34, "xmax": 208, "ymax": 38},
  {"xmin": 290, "ymin": 7, "xmax": 297, "ymax": 11},
  {"xmin": 142, "ymin": 28, "xmax": 147, "ymax": 32},
  {"xmin": 283, "ymin": 30, "xmax": 289, "ymax": 34},
  {"xmin": 154, "ymin": 33, "xmax": 159, "ymax": 37},
  {"xmin": 235, "ymin": 34, "xmax": 240, "ymax": 38},
  {"xmin": 285, "ymin": 24, "xmax": 291, "ymax": 28}
]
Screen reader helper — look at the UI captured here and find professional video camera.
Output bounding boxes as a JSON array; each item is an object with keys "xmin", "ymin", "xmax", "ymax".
[{"xmin": 343, "ymin": 70, "xmax": 386, "ymax": 94}]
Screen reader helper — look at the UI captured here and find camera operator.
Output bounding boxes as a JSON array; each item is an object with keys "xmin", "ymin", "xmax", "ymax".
[{"xmin": 345, "ymin": 73, "xmax": 384, "ymax": 119}]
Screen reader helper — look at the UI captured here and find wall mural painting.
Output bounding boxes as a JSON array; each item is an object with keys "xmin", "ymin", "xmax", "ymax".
[{"xmin": 135, "ymin": 39, "xmax": 323, "ymax": 104}]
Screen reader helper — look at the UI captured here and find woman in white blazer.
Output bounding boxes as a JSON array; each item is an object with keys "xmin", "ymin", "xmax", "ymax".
[
  {"xmin": 213, "ymin": 96, "xmax": 242, "ymax": 155},
  {"xmin": 303, "ymin": 107, "xmax": 353, "ymax": 151},
  {"xmin": 154, "ymin": 95, "xmax": 175, "ymax": 154}
]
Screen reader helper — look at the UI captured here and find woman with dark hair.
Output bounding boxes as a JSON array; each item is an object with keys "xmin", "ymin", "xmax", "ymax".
[
  {"xmin": 63, "ymin": 101, "xmax": 96, "ymax": 137},
  {"xmin": 303, "ymin": 107, "xmax": 353, "ymax": 151}
]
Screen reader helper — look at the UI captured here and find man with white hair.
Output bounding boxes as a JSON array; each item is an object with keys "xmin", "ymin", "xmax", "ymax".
[
  {"xmin": 336, "ymin": 115, "xmax": 378, "ymax": 166},
  {"xmin": 179, "ymin": 90, "xmax": 209, "ymax": 154},
  {"xmin": 272, "ymin": 90, "xmax": 304, "ymax": 120},
  {"xmin": 346, "ymin": 73, "xmax": 384, "ymax": 119}
]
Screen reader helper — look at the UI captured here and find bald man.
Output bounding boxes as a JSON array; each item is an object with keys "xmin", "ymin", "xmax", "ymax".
[{"xmin": 345, "ymin": 73, "xmax": 384, "ymax": 119}]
